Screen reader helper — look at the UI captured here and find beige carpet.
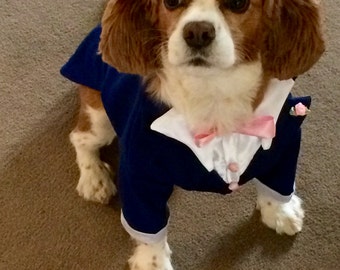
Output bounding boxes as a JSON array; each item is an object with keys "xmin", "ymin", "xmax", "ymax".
[{"xmin": 1, "ymin": 1, "xmax": 339, "ymax": 269}]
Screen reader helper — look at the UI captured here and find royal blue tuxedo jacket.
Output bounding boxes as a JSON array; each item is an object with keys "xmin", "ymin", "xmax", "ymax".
[{"xmin": 61, "ymin": 26, "xmax": 310, "ymax": 237}]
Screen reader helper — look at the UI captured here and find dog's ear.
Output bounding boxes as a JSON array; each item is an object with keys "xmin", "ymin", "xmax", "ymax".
[
  {"xmin": 99, "ymin": 0, "xmax": 160, "ymax": 75},
  {"xmin": 261, "ymin": 0, "xmax": 325, "ymax": 80}
]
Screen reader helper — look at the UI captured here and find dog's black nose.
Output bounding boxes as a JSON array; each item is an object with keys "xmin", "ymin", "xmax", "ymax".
[{"xmin": 183, "ymin": 21, "xmax": 216, "ymax": 49}]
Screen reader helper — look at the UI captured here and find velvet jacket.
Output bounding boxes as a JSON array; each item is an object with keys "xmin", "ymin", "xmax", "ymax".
[{"xmin": 61, "ymin": 26, "xmax": 311, "ymax": 243}]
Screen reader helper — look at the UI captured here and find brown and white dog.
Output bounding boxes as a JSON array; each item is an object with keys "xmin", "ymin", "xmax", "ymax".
[{"xmin": 69, "ymin": 0, "xmax": 324, "ymax": 269}]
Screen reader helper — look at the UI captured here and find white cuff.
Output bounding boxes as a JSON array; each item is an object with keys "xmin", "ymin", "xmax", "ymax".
[
  {"xmin": 121, "ymin": 212, "xmax": 168, "ymax": 244},
  {"xmin": 254, "ymin": 179, "xmax": 293, "ymax": 203}
]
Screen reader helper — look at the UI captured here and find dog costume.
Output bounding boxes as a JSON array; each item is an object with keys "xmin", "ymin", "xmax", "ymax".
[{"xmin": 61, "ymin": 26, "xmax": 311, "ymax": 243}]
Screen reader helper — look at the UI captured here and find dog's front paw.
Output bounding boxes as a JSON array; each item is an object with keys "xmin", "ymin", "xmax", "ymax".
[
  {"xmin": 77, "ymin": 161, "xmax": 116, "ymax": 204},
  {"xmin": 128, "ymin": 241, "xmax": 173, "ymax": 270},
  {"xmin": 257, "ymin": 194, "xmax": 304, "ymax": 235}
]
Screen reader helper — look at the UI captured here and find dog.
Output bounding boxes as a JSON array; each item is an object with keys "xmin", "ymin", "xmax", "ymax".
[{"xmin": 61, "ymin": 0, "xmax": 325, "ymax": 269}]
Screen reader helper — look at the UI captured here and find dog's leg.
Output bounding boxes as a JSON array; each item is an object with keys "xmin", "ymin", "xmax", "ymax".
[
  {"xmin": 256, "ymin": 190, "xmax": 304, "ymax": 235},
  {"xmin": 70, "ymin": 85, "xmax": 116, "ymax": 204},
  {"xmin": 128, "ymin": 238, "xmax": 173, "ymax": 270}
]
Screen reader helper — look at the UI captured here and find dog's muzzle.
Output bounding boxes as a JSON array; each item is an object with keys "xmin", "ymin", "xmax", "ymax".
[{"xmin": 182, "ymin": 21, "xmax": 215, "ymax": 66}]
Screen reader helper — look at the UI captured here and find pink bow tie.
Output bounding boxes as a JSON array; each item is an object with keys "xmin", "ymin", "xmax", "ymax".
[{"xmin": 194, "ymin": 115, "xmax": 276, "ymax": 147}]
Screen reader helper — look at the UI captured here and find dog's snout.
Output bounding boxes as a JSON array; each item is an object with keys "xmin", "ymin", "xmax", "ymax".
[{"xmin": 183, "ymin": 21, "xmax": 215, "ymax": 49}]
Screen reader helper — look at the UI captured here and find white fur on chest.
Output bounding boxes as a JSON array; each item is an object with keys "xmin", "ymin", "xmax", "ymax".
[{"xmin": 158, "ymin": 61, "xmax": 263, "ymax": 134}]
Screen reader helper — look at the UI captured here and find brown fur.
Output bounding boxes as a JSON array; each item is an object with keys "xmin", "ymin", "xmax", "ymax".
[
  {"xmin": 99, "ymin": 0, "xmax": 161, "ymax": 75},
  {"xmin": 99, "ymin": 0, "xmax": 324, "ymax": 81},
  {"xmin": 261, "ymin": 0, "xmax": 325, "ymax": 80},
  {"xmin": 95, "ymin": 0, "xmax": 325, "ymax": 135},
  {"xmin": 222, "ymin": 0, "xmax": 263, "ymax": 63},
  {"xmin": 75, "ymin": 85, "xmax": 104, "ymax": 132}
]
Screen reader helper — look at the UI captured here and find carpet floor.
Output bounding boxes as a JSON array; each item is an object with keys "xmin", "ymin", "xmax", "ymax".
[{"xmin": 1, "ymin": 1, "xmax": 339, "ymax": 269}]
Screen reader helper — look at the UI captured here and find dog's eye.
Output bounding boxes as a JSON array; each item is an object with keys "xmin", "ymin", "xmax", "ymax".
[
  {"xmin": 164, "ymin": 0, "xmax": 183, "ymax": 10},
  {"xmin": 223, "ymin": 0, "xmax": 250, "ymax": 14}
]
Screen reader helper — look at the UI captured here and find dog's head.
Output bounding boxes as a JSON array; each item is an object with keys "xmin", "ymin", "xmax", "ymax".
[{"xmin": 99, "ymin": 0, "xmax": 324, "ymax": 80}]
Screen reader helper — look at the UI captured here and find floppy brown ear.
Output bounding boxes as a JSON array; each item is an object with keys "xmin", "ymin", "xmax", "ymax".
[
  {"xmin": 261, "ymin": 0, "xmax": 325, "ymax": 80},
  {"xmin": 99, "ymin": 0, "xmax": 160, "ymax": 75}
]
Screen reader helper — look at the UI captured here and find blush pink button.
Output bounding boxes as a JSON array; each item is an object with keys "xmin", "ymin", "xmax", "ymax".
[{"xmin": 228, "ymin": 162, "xmax": 239, "ymax": 173}]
